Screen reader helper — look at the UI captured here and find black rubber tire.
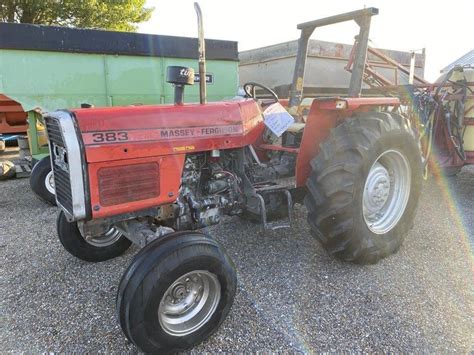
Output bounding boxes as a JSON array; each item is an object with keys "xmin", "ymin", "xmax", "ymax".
[
  {"xmin": 57, "ymin": 211, "xmax": 132, "ymax": 262},
  {"xmin": 304, "ymin": 112, "xmax": 423, "ymax": 264},
  {"xmin": 30, "ymin": 157, "xmax": 56, "ymax": 205},
  {"xmin": 116, "ymin": 231, "xmax": 237, "ymax": 353}
]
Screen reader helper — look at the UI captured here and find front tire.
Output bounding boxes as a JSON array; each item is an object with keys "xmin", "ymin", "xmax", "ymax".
[
  {"xmin": 304, "ymin": 112, "xmax": 423, "ymax": 264},
  {"xmin": 30, "ymin": 157, "xmax": 56, "ymax": 205},
  {"xmin": 116, "ymin": 231, "xmax": 237, "ymax": 353},
  {"xmin": 57, "ymin": 211, "xmax": 131, "ymax": 262}
]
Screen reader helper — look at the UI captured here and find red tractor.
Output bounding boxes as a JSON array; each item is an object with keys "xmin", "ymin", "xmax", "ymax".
[{"xmin": 44, "ymin": 6, "xmax": 423, "ymax": 352}]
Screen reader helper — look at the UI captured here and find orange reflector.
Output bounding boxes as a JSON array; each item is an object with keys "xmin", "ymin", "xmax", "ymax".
[{"xmin": 98, "ymin": 162, "xmax": 160, "ymax": 206}]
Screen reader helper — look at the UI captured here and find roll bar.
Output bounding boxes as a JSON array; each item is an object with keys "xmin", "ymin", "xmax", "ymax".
[{"xmin": 288, "ymin": 7, "xmax": 379, "ymax": 110}]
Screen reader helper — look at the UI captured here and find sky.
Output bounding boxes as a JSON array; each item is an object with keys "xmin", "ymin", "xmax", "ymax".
[{"xmin": 139, "ymin": 0, "xmax": 473, "ymax": 82}]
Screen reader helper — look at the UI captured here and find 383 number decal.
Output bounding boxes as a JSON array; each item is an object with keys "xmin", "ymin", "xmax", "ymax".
[{"xmin": 91, "ymin": 132, "xmax": 129, "ymax": 143}]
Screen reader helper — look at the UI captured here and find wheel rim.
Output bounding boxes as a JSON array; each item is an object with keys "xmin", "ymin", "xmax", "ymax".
[
  {"xmin": 158, "ymin": 270, "xmax": 221, "ymax": 337},
  {"xmin": 363, "ymin": 149, "xmax": 411, "ymax": 234},
  {"xmin": 85, "ymin": 227, "xmax": 123, "ymax": 247},
  {"xmin": 45, "ymin": 171, "xmax": 55, "ymax": 194}
]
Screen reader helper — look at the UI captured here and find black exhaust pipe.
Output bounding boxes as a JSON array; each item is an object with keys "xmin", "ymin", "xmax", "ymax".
[{"xmin": 194, "ymin": 2, "xmax": 207, "ymax": 104}]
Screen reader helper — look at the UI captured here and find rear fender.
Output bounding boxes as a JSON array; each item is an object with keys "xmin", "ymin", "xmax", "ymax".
[
  {"xmin": 295, "ymin": 100, "xmax": 342, "ymax": 187},
  {"xmin": 295, "ymin": 97, "xmax": 400, "ymax": 186}
]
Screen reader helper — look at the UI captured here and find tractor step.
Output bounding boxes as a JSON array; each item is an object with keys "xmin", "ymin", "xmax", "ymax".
[
  {"xmin": 264, "ymin": 220, "xmax": 291, "ymax": 230},
  {"xmin": 253, "ymin": 176, "xmax": 296, "ymax": 193},
  {"xmin": 256, "ymin": 189, "xmax": 293, "ymax": 231}
]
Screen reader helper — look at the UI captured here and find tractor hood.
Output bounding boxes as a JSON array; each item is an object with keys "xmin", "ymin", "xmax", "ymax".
[{"xmin": 68, "ymin": 99, "xmax": 263, "ymax": 163}]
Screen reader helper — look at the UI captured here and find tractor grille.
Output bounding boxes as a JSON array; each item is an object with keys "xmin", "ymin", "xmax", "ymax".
[
  {"xmin": 44, "ymin": 116, "xmax": 73, "ymax": 215},
  {"xmin": 98, "ymin": 163, "xmax": 160, "ymax": 206}
]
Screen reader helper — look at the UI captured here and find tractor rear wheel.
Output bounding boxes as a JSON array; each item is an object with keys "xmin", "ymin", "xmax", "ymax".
[
  {"xmin": 304, "ymin": 112, "xmax": 423, "ymax": 264},
  {"xmin": 116, "ymin": 231, "xmax": 237, "ymax": 353}
]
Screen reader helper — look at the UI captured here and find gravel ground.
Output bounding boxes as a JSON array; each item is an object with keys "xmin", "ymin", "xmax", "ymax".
[{"xmin": 1, "ymin": 149, "xmax": 473, "ymax": 352}]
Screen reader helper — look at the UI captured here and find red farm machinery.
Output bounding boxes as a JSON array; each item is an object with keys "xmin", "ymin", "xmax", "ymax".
[
  {"xmin": 42, "ymin": 4, "xmax": 471, "ymax": 352},
  {"xmin": 344, "ymin": 41, "xmax": 474, "ymax": 177},
  {"xmin": 0, "ymin": 95, "xmax": 28, "ymax": 153}
]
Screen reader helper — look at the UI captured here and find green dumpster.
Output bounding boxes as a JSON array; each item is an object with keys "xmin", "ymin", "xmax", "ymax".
[{"xmin": 0, "ymin": 22, "xmax": 239, "ymax": 161}]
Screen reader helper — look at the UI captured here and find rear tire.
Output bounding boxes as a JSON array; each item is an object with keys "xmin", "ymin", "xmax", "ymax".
[
  {"xmin": 56, "ymin": 211, "xmax": 131, "ymax": 262},
  {"xmin": 30, "ymin": 157, "xmax": 56, "ymax": 205},
  {"xmin": 304, "ymin": 112, "xmax": 423, "ymax": 264},
  {"xmin": 116, "ymin": 231, "xmax": 237, "ymax": 353}
]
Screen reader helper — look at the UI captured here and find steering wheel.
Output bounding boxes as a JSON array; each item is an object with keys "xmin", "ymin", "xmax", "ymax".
[{"xmin": 243, "ymin": 82, "xmax": 279, "ymax": 103}]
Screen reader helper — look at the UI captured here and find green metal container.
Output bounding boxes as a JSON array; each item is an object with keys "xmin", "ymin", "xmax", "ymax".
[{"xmin": 0, "ymin": 22, "xmax": 239, "ymax": 160}]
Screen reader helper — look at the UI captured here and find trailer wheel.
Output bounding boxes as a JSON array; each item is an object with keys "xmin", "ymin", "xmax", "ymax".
[
  {"xmin": 57, "ymin": 211, "xmax": 131, "ymax": 262},
  {"xmin": 304, "ymin": 112, "xmax": 423, "ymax": 264},
  {"xmin": 117, "ymin": 231, "xmax": 236, "ymax": 353},
  {"xmin": 30, "ymin": 157, "xmax": 56, "ymax": 205}
]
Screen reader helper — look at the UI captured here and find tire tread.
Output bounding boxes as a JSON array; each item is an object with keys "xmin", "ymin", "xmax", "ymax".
[{"xmin": 304, "ymin": 111, "xmax": 422, "ymax": 264}]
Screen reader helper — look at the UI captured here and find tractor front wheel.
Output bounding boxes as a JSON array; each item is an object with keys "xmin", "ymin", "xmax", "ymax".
[
  {"xmin": 56, "ymin": 211, "xmax": 131, "ymax": 262},
  {"xmin": 116, "ymin": 231, "xmax": 237, "ymax": 353},
  {"xmin": 30, "ymin": 157, "xmax": 56, "ymax": 205},
  {"xmin": 304, "ymin": 112, "xmax": 423, "ymax": 264}
]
